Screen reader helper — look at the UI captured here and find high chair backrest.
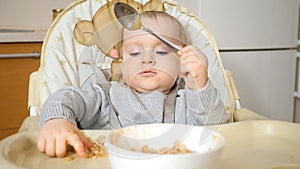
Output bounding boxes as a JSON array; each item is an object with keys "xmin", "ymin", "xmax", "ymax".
[{"xmin": 28, "ymin": 0, "xmax": 235, "ymax": 120}]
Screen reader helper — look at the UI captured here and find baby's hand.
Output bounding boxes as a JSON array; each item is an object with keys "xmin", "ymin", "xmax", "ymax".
[
  {"xmin": 177, "ymin": 45, "xmax": 208, "ymax": 90},
  {"xmin": 37, "ymin": 119, "xmax": 92, "ymax": 158}
]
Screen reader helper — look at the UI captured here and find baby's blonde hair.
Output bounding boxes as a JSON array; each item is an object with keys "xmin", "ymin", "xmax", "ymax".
[{"xmin": 140, "ymin": 11, "xmax": 189, "ymax": 45}]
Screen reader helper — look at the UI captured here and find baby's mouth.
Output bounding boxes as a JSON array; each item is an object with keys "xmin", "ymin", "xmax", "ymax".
[{"xmin": 139, "ymin": 69, "xmax": 157, "ymax": 76}]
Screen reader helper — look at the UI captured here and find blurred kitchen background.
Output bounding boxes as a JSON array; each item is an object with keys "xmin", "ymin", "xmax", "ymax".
[
  {"xmin": 176, "ymin": 0, "xmax": 300, "ymax": 123},
  {"xmin": 0, "ymin": 0, "xmax": 75, "ymax": 139},
  {"xmin": 0, "ymin": 0, "xmax": 299, "ymax": 139},
  {"xmin": 0, "ymin": 0, "xmax": 74, "ymax": 29}
]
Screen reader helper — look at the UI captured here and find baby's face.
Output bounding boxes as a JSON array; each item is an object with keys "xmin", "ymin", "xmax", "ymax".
[
  {"xmin": 120, "ymin": 14, "xmax": 186, "ymax": 93},
  {"xmin": 121, "ymin": 31, "xmax": 181, "ymax": 93}
]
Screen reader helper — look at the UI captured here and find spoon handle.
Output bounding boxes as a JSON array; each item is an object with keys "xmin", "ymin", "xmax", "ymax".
[{"xmin": 142, "ymin": 26, "xmax": 181, "ymax": 52}]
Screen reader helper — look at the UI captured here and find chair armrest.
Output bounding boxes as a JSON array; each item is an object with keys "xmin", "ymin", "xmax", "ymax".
[
  {"xmin": 18, "ymin": 116, "xmax": 39, "ymax": 132},
  {"xmin": 28, "ymin": 70, "xmax": 43, "ymax": 116},
  {"xmin": 233, "ymin": 108, "xmax": 268, "ymax": 122}
]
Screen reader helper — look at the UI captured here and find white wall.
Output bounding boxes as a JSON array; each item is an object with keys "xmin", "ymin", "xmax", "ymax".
[
  {"xmin": 0, "ymin": 0, "xmax": 76, "ymax": 29},
  {"xmin": 175, "ymin": 0, "xmax": 199, "ymax": 17}
]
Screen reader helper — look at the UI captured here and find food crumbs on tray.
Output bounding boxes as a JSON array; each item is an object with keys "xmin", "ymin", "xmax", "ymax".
[
  {"xmin": 64, "ymin": 156, "xmax": 75, "ymax": 162},
  {"xmin": 64, "ymin": 135, "xmax": 108, "ymax": 162},
  {"xmin": 85, "ymin": 136, "xmax": 108, "ymax": 158}
]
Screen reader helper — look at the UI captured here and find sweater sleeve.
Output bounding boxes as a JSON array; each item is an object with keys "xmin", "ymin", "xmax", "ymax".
[
  {"xmin": 39, "ymin": 74, "xmax": 107, "ymax": 129},
  {"xmin": 185, "ymin": 79, "xmax": 230, "ymax": 125}
]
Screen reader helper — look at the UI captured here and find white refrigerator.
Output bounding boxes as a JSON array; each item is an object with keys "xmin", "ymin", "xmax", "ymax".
[{"xmin": 176, "ymin": 0, "xmax": 299, "ymax": 122}]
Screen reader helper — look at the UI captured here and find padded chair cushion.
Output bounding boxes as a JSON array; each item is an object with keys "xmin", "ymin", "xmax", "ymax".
[{"xmin": 30, "ymin": 0, "xmax": 234, "ymax": 118}]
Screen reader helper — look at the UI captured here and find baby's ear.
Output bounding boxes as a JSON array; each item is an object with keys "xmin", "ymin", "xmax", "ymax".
[
  {"xmin": 74, "ymin": 20, "xmax": 97, "ymax": 46},
  {"xmin": 109, "ymin": 48, "xmax": 120, "ymax": 59}
]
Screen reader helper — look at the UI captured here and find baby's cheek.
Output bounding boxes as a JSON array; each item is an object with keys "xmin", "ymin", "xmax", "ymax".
[
  {"xmin": 121, "ymin": 63, "xmax": 140, "ymax": 81},
  {"xmin": 155, "ymin": 56, "xmax": 180, "ymax": 78}
]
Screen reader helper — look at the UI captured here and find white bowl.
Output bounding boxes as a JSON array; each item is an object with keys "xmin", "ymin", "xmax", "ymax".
[{"xmin": 106, "ymin": 123, "xmax": 225, "ymax": 169}]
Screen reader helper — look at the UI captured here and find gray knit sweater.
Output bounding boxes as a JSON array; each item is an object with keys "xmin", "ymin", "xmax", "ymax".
[{"xmin": 39, "ymin": 73, "xmax": 229, "ymax": 129}]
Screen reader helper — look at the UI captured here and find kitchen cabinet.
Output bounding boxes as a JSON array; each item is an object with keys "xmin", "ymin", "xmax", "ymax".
[{"xmin": 0, "ymin": 42, "xmax": 41, "ymax": 140}]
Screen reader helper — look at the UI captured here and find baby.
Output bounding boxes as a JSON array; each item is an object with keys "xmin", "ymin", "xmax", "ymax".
[{"xmin": 37, "ymin": 11, "xmax": 229, "ymax": 158}]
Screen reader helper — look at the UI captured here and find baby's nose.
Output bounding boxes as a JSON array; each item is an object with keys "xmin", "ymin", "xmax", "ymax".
[
  {"xmin": 141, "ymin": 51, "xmax": 155, "ymax": 64},
  {"xmin": 142, "ymin": 56, "xmax": 155, "ymax": 64}
]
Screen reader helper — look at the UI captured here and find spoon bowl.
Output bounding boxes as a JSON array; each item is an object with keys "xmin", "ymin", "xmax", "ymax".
[
  {"xmin": 113, "ymin": 2, "xmax": 181, "ymax": 52},
  {"xmin": 113, "ymin": 2, "xmax": 142, "ymax": 30}
]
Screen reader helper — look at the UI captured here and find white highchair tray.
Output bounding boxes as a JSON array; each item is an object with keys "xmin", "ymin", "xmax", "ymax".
[{"xmin": 0, "ymin": 120, "xmax": 299, "ymax": 169}]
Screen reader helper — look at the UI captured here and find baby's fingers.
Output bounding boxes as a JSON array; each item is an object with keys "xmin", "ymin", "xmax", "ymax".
[
  {"xmin": 178, "ymin": 45, "xmax": 198, "ymax": 56},
  {"xmin": 45, "ymin": 137, "xmax": 57, "ymax": 157},
  {"xmin": 79, "ymin": 134, "xmax": 93, "ymax": 150},
  {"xmin": 67, "ymin": 133, "xmax": 86, "ymax": 158},
  {"xmin": 179, "ymin": 61, "xmax": 190, "ymax": 77},
  {"xmin": 37, "ymin": 137, "xmax": 46, "ymax": 154},
  {"xmin": 56, "ymin": 137, "xmax": 68, "ymax": 157}
]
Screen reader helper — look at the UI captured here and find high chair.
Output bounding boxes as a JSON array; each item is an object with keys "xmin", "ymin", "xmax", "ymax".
[{"xmin": 21, "ymin": 0, "xmax": 266, "ymax": 132}]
